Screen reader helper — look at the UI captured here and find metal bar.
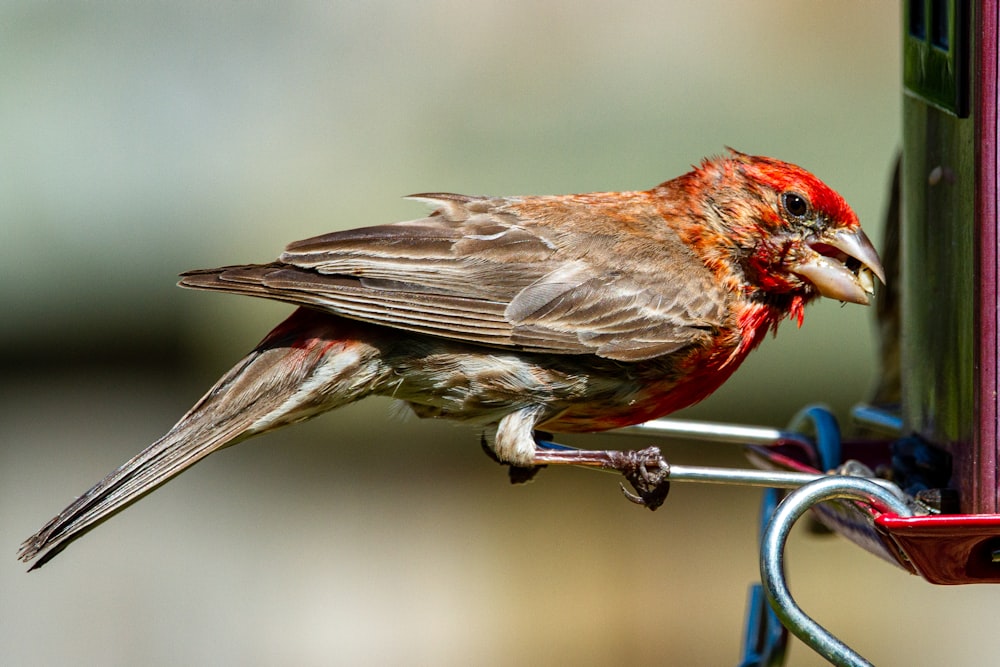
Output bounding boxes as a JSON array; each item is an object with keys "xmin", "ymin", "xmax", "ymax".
[
  {"xmin": 977, "ymin": 0, "xmax": 1000, "ymax": 514},
  {"xmin": 668, "ymin": 465, "xmax": 905, "ymax": 499},
  {"xmin": 613, "ymin": 418, "xmax": 809, "ymax": 447}
]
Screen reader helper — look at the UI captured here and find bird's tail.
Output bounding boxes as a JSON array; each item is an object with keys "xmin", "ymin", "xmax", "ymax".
[{"xmin": 18, "ymin": 307, "xmax": 387, "ymax": 569}]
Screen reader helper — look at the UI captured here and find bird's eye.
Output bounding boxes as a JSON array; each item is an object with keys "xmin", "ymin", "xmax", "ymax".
[{"xmin": 780, "ymin": 192, "xmax": 810, "ymax": 219}]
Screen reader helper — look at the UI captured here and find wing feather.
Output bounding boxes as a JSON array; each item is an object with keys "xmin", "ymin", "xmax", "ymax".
[{"xmin": 180, "ymin": 193, "xmax": 728, "ymax": 361}]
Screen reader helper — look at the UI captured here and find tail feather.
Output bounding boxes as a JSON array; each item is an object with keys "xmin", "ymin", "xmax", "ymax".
[{"xmin": 19, "ymin": 308, "xmax": 385, "ymax": 569}]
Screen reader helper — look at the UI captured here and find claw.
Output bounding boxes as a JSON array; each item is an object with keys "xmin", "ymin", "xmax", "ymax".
[{"xmin": 619, "ymin": 482, "xmax": 648, "ymax": 506}]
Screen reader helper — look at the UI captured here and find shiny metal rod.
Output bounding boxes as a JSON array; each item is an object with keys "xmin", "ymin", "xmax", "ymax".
[
  {"xmin": 668, "ymin": 465, "xmax": 905, "ymax": 498},
  {"xmin": 614, "ymin": 417, "xmax": 809, "ymax": 446}
]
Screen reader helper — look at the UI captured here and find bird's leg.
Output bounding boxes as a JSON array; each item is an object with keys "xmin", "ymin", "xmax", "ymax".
[
  {"xmin": 484, "ymin": 409, "xmax": 671, "ymax": 508},
  {"xmin": 481, "ymin": 428, "xmax": 671, "ymax": 510},
  {"xmin": 531, "ymin": 438, "xmax": 671, "ymax": 510}
]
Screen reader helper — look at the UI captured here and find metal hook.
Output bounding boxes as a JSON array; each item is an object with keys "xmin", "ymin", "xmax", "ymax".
[{"xmin": 759, "ymin": 476, "xmax": 913, "ymax": 666}]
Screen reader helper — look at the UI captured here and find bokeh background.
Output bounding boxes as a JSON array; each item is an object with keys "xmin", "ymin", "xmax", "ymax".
[{"xmin": 3, "ymin": 2, "xmax": 997, "ymax": 665}]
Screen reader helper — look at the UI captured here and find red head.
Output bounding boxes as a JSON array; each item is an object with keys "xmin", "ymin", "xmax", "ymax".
[{"xmin": 659, "ymin": 149, "xmax": 884, "ymax": 307}]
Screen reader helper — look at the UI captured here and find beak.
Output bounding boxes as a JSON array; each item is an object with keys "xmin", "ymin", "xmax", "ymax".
[{"xmin": 790, "ymin": 227, "xmax": 886, "ymax": 305}]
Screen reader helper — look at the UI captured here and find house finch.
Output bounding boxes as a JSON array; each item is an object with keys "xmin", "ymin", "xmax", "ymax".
[{"xmin": 19, "ymin": 150, "xmax": 883, "ymax": 568}]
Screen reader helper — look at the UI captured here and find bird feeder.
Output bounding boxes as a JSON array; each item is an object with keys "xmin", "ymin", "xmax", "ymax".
[{"xmin": 611, "ymin": 3, "xmax": 999, "ymax": 664}]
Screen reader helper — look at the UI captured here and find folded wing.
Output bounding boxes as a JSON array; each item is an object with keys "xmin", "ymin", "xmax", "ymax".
[{"xmin": 180, "ymin": 193, "xmax": 727, "ymax": 361}]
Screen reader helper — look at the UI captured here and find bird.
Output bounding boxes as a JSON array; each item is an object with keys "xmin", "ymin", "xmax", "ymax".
[{"xmin": 18, "ymin": 149, "xmax": 884, "ymax": 569}]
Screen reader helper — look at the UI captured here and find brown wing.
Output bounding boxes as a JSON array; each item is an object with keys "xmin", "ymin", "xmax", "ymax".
[{"xmin": 179, "ymin": 193, "xmax": 728, "ymax": 361}]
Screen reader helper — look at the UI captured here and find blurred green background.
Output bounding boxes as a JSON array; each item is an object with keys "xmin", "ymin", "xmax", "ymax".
[{"xmin": 3, "ymin": 2, "xmax": 997, "ymax": 665}]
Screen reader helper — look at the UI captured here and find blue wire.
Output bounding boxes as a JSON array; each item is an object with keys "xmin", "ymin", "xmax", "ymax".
[{"xmin": 789, "ymin": 405, "xmax": 842, "ymax": 472}]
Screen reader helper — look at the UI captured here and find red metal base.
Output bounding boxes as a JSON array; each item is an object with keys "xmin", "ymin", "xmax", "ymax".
[{"xmin": 876, "ymin": 513, "xmax": 1000, "ymax": 585}]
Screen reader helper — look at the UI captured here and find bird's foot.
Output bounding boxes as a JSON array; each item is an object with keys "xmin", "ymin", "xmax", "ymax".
[{"xmin": 617, "ymin": 447, "xmax": 671, "ymax": 511}]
